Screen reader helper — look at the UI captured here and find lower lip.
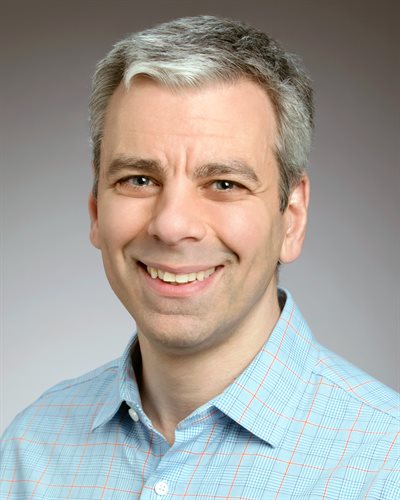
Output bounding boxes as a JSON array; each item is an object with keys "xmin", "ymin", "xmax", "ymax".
[{"xmin": 139, "ymin": 264, "xmax": 221, "ymax": 298}]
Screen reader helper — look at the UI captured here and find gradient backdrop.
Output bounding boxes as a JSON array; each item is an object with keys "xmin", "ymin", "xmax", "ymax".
[{"xmin": 1, "ymin": 0, "xmax": 399, "ymax": 434}]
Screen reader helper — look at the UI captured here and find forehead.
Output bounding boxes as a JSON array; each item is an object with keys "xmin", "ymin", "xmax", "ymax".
[{"xmin": 101, "ymin": 77, "xmax": 278, "ymax": 169}]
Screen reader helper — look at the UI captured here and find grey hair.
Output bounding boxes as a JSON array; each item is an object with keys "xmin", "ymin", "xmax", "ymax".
[{"xmin": 89, "ymin": 15, "xmax": 314, "ymax": 211}]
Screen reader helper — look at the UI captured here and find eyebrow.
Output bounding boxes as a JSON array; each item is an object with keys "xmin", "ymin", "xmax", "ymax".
[
  {"xmin": 106, "ymin": 156, "xmax": 166, "ymax": 179},
  {"xmin": 105, "ymin": 156, "xmax": 261, "ymax": 185},
  {"xmin": 193, "ymin": 161, "xmax": 260, "ymax": 185}
]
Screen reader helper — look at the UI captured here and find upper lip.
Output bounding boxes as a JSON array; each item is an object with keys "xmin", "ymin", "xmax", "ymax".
[{"xmin": 139, "ymin": 260, "xmax": 221, "ymax": 274}]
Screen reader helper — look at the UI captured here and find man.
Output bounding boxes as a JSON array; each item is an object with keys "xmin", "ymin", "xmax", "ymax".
[{"xmin": 1, "ymin": 15, "xmax": 399, "ymax": 499}]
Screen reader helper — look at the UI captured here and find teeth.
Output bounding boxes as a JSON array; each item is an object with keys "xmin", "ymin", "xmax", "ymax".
[
  {"xmin": 197, "ymin": 271, "xmax": 205, "ymax": 281},
  {"xmin": 163, "ymin": 271, "xmax": 175, "ymax": 282},
  {"xmin": 146, "ymin": 266, "xmax": 216, "ymax": 284},
  {"xmin": 205, "ymin": 268, "xmax": 214, "ymax": 278},
  {"xmin": 176, "ymin": 274, "xmax": 190, "ymax": 283}
]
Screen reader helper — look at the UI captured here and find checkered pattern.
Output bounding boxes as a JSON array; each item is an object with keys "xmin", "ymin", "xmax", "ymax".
[{"xmin": 1, "ymin": 290, "xmax": 399, "ymax": 499}]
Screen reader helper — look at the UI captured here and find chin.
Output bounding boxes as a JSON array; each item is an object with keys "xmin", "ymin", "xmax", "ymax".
[{"xmin": 136, "ymin": 315, "xmax": 219, "ymax": 355}]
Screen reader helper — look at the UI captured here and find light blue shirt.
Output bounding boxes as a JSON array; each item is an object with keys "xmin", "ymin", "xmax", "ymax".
[{"xmin": 1, "ymin": 290, "xmax": 399, "ymax": 499}]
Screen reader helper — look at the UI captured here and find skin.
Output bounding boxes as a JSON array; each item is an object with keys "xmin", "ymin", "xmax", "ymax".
[{"xmin": 89, "ymin": 77, "xmax": 309, "ymax": 443}]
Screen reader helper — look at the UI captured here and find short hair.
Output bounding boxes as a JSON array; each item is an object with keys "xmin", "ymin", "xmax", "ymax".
[{"xmin": 89, "ymin": 15, "xmax": 314, "ymax": 211}]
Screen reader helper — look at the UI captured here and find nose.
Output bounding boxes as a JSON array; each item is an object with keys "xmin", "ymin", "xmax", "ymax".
[{"xmin": 147, "ymin": 184, "xmax": 207, "ymax": 245}]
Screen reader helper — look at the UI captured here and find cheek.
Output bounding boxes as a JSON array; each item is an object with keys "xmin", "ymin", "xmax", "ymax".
[
  {"xmin": 97, "ymin": 197, "xmax": 150, "ymax": 249},
  {"xmin": 211, "ymin": 201, "xmax": 275, "ymax": 257}
]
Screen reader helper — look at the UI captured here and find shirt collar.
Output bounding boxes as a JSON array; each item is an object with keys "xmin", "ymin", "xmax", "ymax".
[
  {"xmin": 214, "ymin": 289, "xmax": 319, "ymax": 447},
  {"xmin": 92, "ymin": 289, "xmax": 319, "ymax": 445},
  {"xmin": 91, "ymin": 334, "xmax": 140, "ymax": 431}
]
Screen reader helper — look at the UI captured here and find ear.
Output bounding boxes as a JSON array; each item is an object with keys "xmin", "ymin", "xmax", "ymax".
[
  {"xmin": 88, "ymin": 192, "xmax": 101, "ymax": 249},
  {"xmin": 279, "ymin": 175, "xmax": 310, "ymax": 264}
]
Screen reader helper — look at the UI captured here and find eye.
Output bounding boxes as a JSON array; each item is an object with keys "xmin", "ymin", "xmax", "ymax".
[
  {"xmin": 213, "ymin": 180, "xmax": 239, "ymax": 191},
  {"xmin": 204, "ymin": 179, "xmax": 248, "ymax": 201},
  {"xmin": 115, "ymin": 175, "xmax": 159, "ymax": 197},
  {"xmin": 122, "ymin": 175, "xmax": 154, "ymax": 187}
]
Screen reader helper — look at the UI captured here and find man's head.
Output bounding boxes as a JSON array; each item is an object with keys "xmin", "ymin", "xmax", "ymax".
[
  {"xmin": 89, "ymin": 15, "xmax": 314, "ymax": 212},
  {"xmin": 88, "ymin": 16, "xmax": 312, "ymax": 355}
]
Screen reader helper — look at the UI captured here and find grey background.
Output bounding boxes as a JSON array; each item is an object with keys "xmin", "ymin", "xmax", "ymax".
[{"xmin": 1, "ymin": 0, "xmax": 399, "ymax": 434}]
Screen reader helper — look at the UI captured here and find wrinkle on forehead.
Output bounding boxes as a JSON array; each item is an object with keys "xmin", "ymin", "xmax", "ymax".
[{"xmin": 100, "ymin": 77, "xmax": 278, "ymax": 185}]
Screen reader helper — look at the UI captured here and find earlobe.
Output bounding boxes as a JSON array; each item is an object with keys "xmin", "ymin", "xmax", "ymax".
[
  {"xmin": 88, "ymin": 193, "xmax": 101, "ymax": 249},
  {"xmin": 279, "ymin": 175, "xmax": 310, "ymax": 264}
]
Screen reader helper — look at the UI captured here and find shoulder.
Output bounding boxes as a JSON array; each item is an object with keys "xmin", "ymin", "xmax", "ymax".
[
  {"xmin": 38, "ymin": 357, "xmax": 120, "ymax": 399},
  {"xmin": 1, "ymin": 358, "xmax": 120, "ymax": 442},
  {"xmin": 281, "ymin": 289, "xmax": 399, "ymax": 423},
  {"xmin": 305, "ymin": 342, "xmax": 400, "ymax": 497},
  {"xmin": 0, "ymin": 359, "xmax": 122, "ymax": 496},
  {"xmin": 314, "ymin": 343, "xmax": 400, "ymax": 421}
]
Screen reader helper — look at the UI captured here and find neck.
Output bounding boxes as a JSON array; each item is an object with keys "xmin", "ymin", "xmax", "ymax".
[{"xmin": 135, "ymin": 290, "xmax": 282, "ymax": 445}]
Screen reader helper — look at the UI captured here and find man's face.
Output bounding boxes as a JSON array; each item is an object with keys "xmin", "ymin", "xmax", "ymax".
[{"xmin": 90, "ymin": 77, "xmax": 302, "ymax": 354}]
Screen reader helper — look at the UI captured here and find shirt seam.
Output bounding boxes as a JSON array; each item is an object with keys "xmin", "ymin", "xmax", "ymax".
[
  {"xmin": 311, "ymin": 368, "xmax": 400, "ymax": 423},
  {"xmin": 36, "ymin": 361, "xmax": 120, "ymax": 400}
]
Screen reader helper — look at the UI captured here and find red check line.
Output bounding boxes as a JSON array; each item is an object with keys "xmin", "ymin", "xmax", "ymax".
[
  {"xmin": 225, "ymin": 433, "xmax": 253, "ymax": 498},
  {"xmin": 282, "ymin": 316, "xmax": 318, "ymax": 351},
  {"xmin": 29, "ymin": 396, "xmax": 76, "ymax": 499},
  {"xmin": 259, "ymin": 349, "xmax": 311, "ymax": 384},
  {"xmin": 31, "ymin": 402, "xmax": 105, "ymax": 408},
  {"xmin": 99, "ymin": 411, "xmax": 124, "ymax": 499},
  {"xmin": 182, "ymin": 422, "xmax": 218, "ymax": 498},
  {"xmin": 189, "ymin": 407, "xmax": 220, "ymax": 426},
  {"xmin": 66, "ymin": 408, "xmax": 99, "ymax": 499},
  {"xmin": 140, "ymin": 429, "xmax": 154, "ymax": 493},
  {"xmin": 321, "ymin": 403, "xmax": 363, "ymax": 498},
  {"xmin": 0, "ymin": 434, "xmax": 164, "ymax": 457},
  {"xmin": 237, "ymin": 302, "xmax": 295, "ymax": 425},
  {"xmin": 234, "ymin": 380, "xmax": 391, "ymax": 437},
  {"xmin": 274, "ymin": 376, "xmax": 323, "ymax": 499},
  {"xmin": 363, "ymin": 431, "xmax": 399, "ymax": 499},
  {"xmin": 318, "ymin": 358, "xmax": 397, "ymax": 414},
  {"xmin": 5, "ymin": 466, "xmax": 17, "ymax": 500}
]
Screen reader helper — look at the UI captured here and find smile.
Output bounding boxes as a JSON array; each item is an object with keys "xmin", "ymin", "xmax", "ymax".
[{"xmin": 146, "ymin": 265, "xmax": 216, "ymax": 284}]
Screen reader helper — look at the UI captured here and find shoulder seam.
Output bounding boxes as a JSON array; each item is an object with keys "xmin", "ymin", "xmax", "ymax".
[
  {"xmin": 38, "ymin": 360, "xmax": 120, "ymax": 400},
  {"xmin": 312, "ymin": 366, "xmax": 400, "ymax": 422}
]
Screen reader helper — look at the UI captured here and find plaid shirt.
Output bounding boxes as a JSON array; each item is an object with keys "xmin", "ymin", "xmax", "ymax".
[{"xmin": 1, "ymin": 290, "xmax": 399, "ymax": 499}]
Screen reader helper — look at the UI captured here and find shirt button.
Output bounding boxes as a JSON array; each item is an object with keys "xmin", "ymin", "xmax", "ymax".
[
  {"xmin": 128, "ymin": 408, "xmax": 139, "ymax": 422},
  {"xmin": 154, "ymin": 480, "xmax": 169, "ymax": 496}
]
